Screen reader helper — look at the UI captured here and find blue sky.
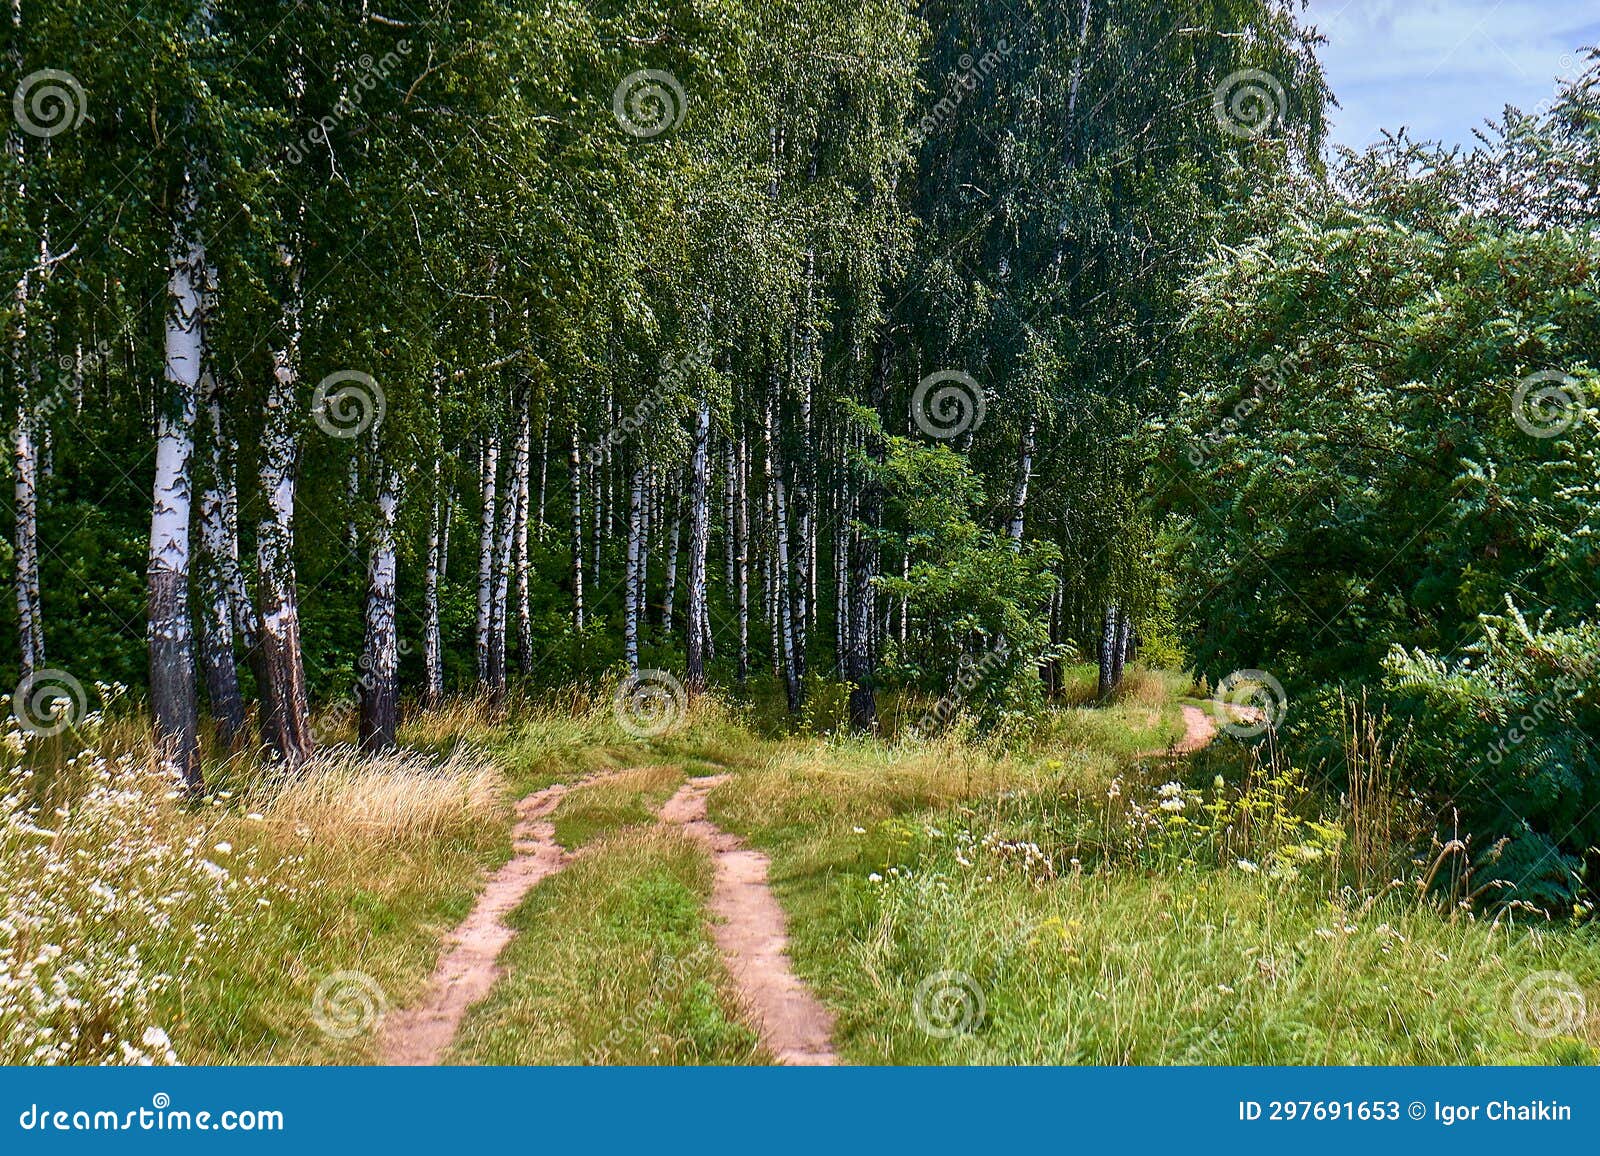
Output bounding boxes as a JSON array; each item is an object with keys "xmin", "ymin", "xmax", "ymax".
[{"xmin": 1304, "ymin": 0, "xmax": 1600, "ymax": 152}]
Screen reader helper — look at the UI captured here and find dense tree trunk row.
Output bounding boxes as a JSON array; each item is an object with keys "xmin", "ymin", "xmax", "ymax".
[{"xmin": 1, "ymin": 0, "xmax": 1320, "ymax": 783}]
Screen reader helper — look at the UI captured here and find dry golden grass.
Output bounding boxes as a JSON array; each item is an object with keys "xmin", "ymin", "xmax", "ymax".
[
  {"xmin": 714, "ymin": 732, "xmax": 1107, "ymax": 842},
  {"xmin": 250, "ymin": 744, "xmax": 505, "ymax": 843},
  {"xmin": 393, "ymin": 682, "xmax": 753, "ymax": 795},
  {"xmin": 395, "ymin": 690, "xmax": 526, "ymax": 749},
  {"xmin": 1116, "ymin": 664, "xmax": 1189, "ymax": 707}
]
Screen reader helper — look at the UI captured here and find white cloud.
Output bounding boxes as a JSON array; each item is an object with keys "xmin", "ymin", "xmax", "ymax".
[{"xmin": 1304, "ymin": 0, "xmax": 1600, "ymax": 151}]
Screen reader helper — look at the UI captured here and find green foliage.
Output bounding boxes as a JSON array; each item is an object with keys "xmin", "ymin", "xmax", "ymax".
[
  {"xmin": 1383, "ymin": 603, "xmax": 1600, "ymax": 906},
  {"xmin": 873, "ymin": 432, "xmax": 1060, "ymax": 725},
  {"xmin": 1156, "ymin": 61, "xmax": 1600, "ymax": 902},
  {"xmin": 1159, "ymin": 202, "xmax": 1600, "ymax": 687},
  {"xmin": 1123, "ymin": 755, "xmax": 1345, "ymax": 885}
]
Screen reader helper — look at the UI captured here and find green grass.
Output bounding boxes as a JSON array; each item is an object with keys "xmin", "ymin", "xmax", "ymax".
[
  {"xmin": 771, "ymin": 818, "xmax": 1600, "ymax": 1064},
  {"xmin": 0, "ymin": 730, "xmax": 512, "ymax": 1066},
  {"xmin": 551, "ymin": 765, "xmax": 685, "ymax": 848},
  {"xmin": 703, "ymin": 674, "xmax": 1600, "ymax": 1066},
  {"xmin": 448, "ymin": 826, "xmax": 767, "ymax": 1065},
  {"xmin": 24, "ymin": 673, "xmax": 1600, "ymax": 1067},
  {"xmin": 179, "ymin": 818, "xmax": 507, "ymax": 1064}
]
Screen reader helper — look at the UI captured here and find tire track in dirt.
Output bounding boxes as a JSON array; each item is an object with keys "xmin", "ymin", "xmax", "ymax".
[
  {"xmin": 380, "ymin": 770, "xmax": 622, "ymax": 1065},
  {"xmin": 659, "ymin": 774, "xmax": 839, "ymax": 1066}
]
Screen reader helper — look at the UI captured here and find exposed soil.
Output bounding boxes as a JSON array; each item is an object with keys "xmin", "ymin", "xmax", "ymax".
[
  {"xmin": 659, "ymin": 775, "xmax": 839, "ymax": 1066},
  {"xmin": 1139, "ymin": 703, "xmax": 1268, "ymax": 759},
  {"xmin": 1170, "ymin": 704, "xmax": 1220, "ymax": 755},
  {"xmin": 385, "ymin": 767, "xmax": 841, "ymax": 1065},
  {"xmin": 380, "ymin": 775, "xmax": 601, "ymax": 1065}
]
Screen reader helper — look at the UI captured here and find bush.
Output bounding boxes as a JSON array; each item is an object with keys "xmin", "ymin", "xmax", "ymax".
[{"xmin": 1383, "ymin": 601, "xmax": 1600, "ymax": 908}]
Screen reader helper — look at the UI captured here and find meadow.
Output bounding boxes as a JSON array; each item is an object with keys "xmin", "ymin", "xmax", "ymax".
[{"xmin": 7, "ymin": 668, "xmax": 1595, "ymax": 1067}]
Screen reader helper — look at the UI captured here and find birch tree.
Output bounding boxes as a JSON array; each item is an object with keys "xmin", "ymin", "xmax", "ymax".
[
  {"xmin": 359, "ymin": 455, "xmax": 401, "ymax": 752},
  {"xmin": 148, "ymin": 179, "xmax": 205, "ymax": 790}
]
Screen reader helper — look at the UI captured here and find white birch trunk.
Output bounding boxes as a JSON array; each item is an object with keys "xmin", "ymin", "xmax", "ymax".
[
  {"xmin": 766, "ymin": 388, "xmax": 800, "ymax": 711},
  {"xmin": 623, "ymin": 464, "xmax": 644, "ymax": 673},
  {"xmin": 1008, "ymin": 416, "xmax": 1034, "ymax": 545},
  {"xmin": 221, "ymin": 441, "xmax": 255, "ymax": 651},
  {"xmin": 359, "ymin": 460, "xmax": 401, "ymax": 752},
  {"xmin": 569, "ymin": 423, "xmax": 584, "ymax": 632},
  {"xmin": 663, "ymin": 473, "xmax": 682, "ymax": 635},
  {"xmin": 474, "ymin": 422, "xmax": 499, "ymax": 684},
  {"xmin": 1097, "ymin": 605, "xmax": 1120, "ymax": 701},
  {"xmin": 684, "ymin": 400, "xmax": 712, "ymax": 690},
  {"xmin": 723, "ymin": 438, "xmax": 736, "ymax": 592},
  {"xmin": 423, "ymin": 450, "xmax": 445, "ymax": 707},
  {"xmin": 637, "ymin": 465, "xmax": 652, "ymax": 637},
  {"xmin": 536, "ymin": 402, "xmax": 550, "ymax": 534},
  {"xmin": 257, "ymin": 240, "xmax": 313, "ymax": 769},
  {"xmin": 12, "ymin": 361, "xmax": 42, "ymax": 678},
  {"xmin": 9, "ymin": 69, "xmax": 42, "ymax": 677},
  {"xmin": 488, "ymin": 412, "xmax": 517, "ymax": 696},
  {"xmin": 590, "ymin": 456, "xmax": 602, "ymax": 592},
  {"xmin": 513, "ymin": 389, "xmax": 533, "ymax": 674},
  {"xmin": 734, "ymin": 423, "xmax": 749, "ymax": 684},
  {"xmin": 198, "ymin": 372, "xmax": 245, "ymax": 744},
  {"xmin": 148, "ymin": 186, "xmax": 205, "ymax": 789}
]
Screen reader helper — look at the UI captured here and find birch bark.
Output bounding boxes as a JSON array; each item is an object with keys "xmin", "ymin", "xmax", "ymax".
[
  {"xmin": 474, "ymin": 421, "xmax": 499, "ymax": 684},
  {"xmin": 198, "ymin": 372, "xmax": 245, "ymax": 744},
  {"xmin": 257, "ymin": 241, "xmax": 313, "ymax": 769},
  {"xmin": 359, "ymin": 459, "xmax": 401, "ymax": 752},
  {"xmin": 149, "ymin": 185, "xmax": 205, "ymax": 789},
  {"xmin": 684, "ymin": 401, "xmax": 711, "ymax": 691}
]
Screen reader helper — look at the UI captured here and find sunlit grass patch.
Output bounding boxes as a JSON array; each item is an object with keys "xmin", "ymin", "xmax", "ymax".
[
  {"xmin": 0, "ymin": 709, "xmax": 510, "ymax": 1066},
  {"xmin": 824, "ymin": 858, "xmax": 1600, "ymax": 1065},
  {"xmin": 253, "ymin": 745, "xmax": 503, "ymax": 842},
  {"xmin": 710, "ymin": 678, "xmax": 1600, "ymax": 1066}
]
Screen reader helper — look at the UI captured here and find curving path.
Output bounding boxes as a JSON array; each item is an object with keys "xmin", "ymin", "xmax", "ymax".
[
  {"xmin": 382, "ymin": 766, "xmax": 839, "ymax": 1066},
  {"xmin": 380, "ymin": 772, "xmax": 616, "ymax": 1065},
  {"xmin": 1139, "ymin": 703, "xmax": 1268, "ymax": 759},
  {"xmin": 659, "ymin": 775, "xmax": 839, "ymax": 1066}
]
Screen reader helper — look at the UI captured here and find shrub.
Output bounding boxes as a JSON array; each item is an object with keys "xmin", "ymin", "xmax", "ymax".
[{"xmin": 1383, "ymin": 601, "xmax": 1600, "ymax": 908}]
